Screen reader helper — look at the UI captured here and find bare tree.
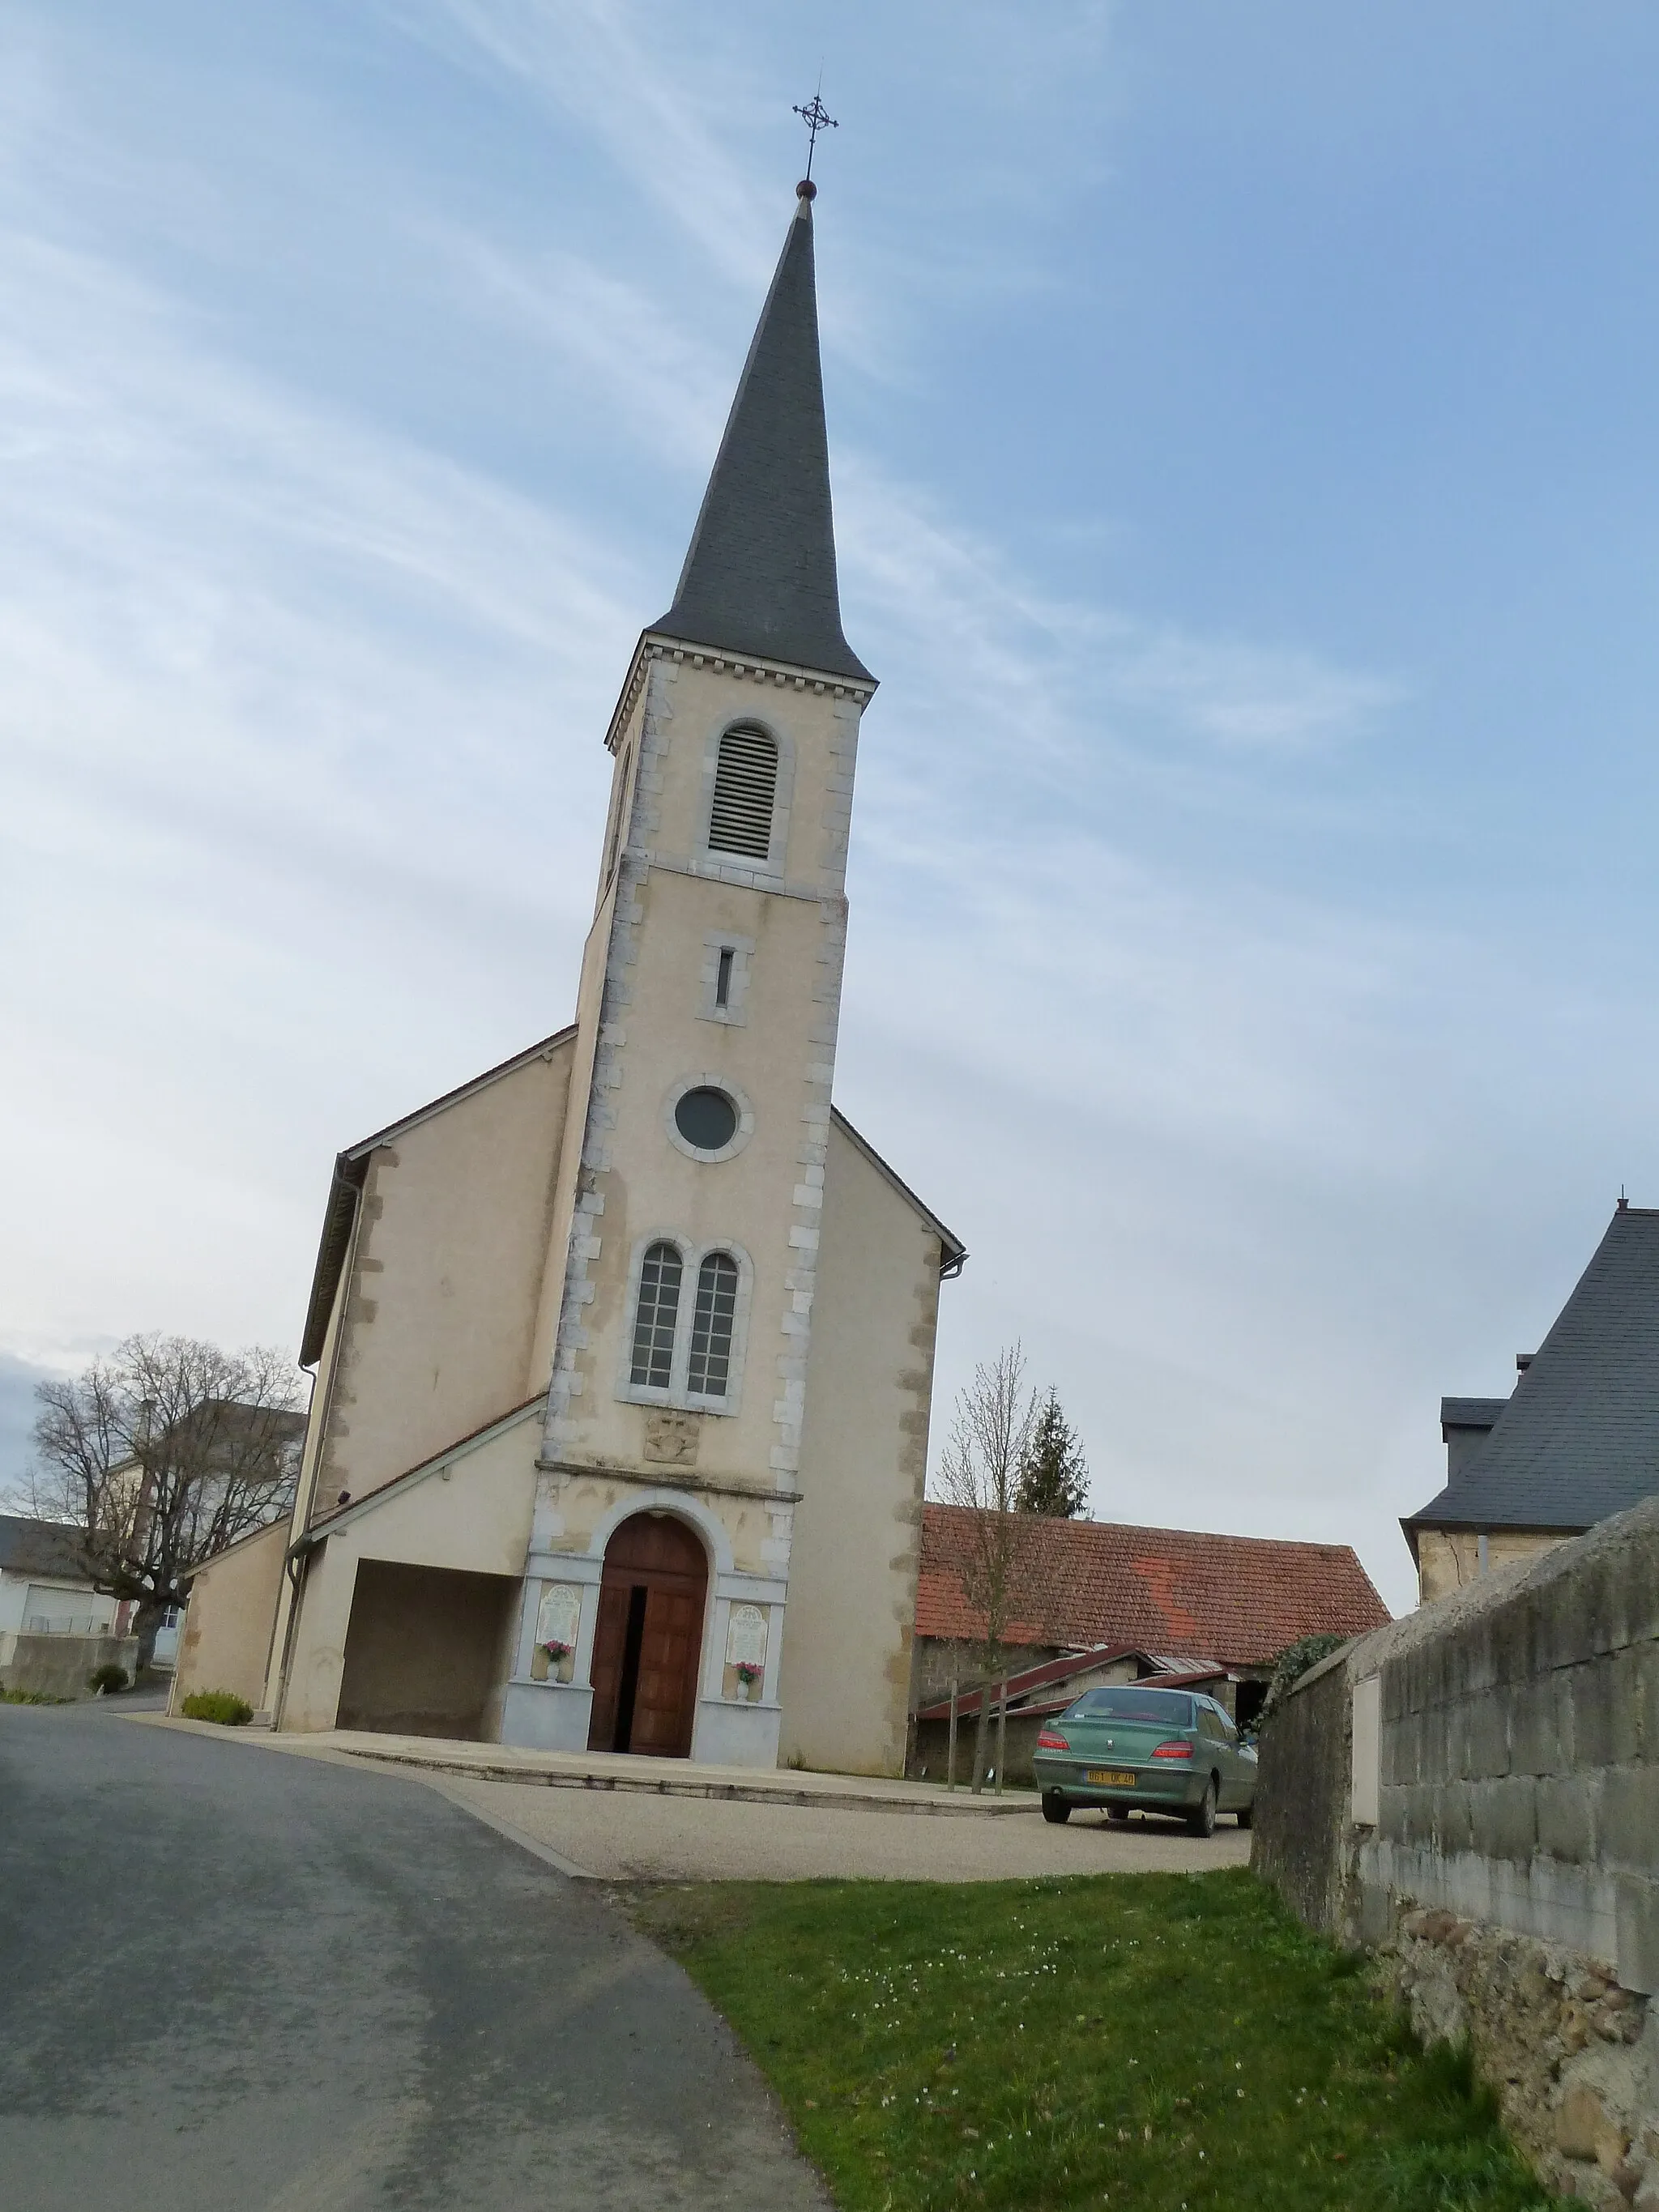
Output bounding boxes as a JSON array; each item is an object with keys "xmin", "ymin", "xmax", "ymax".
[
  {"xmin": 933, "ymin": 1342, "xmax": 1038, "ymax": 1793},
  {"xmin": 19, "ymin": 1334, "xmax": 304, "ymax": 1668}
]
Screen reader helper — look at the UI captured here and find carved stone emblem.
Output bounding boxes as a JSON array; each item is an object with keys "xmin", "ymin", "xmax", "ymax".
[{"xmin": 643, "ymin": 1409, "xmax": 701, "ymax": 1467}]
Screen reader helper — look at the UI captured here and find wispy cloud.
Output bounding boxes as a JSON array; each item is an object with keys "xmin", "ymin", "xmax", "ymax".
[
  {"xmin": 386, "ymin": 0, "xmax": 781, "ymax": 287},
  {"xmin": 0, "ymin": 219, "xmax": 645, "ymax": 1357},
  {"xmin": 1095, "ymin": 620, "xmax": 1401, "ymax": 753},
  {"xmin": 429, "ymin": 227, "xmax": 733, "ymax": 464},
  {"xmin": 6, "ymin": 0, "xmax": 1648, "ymax": 1622}
]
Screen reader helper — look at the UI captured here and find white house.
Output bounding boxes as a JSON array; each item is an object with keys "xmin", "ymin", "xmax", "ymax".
[{"xmin": 0, "ymin": 1515, "xmax": 117, "ymax": 1639}]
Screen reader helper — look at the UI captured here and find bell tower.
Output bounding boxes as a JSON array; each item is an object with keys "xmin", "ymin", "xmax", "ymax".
[{"xmin": 503, "ymin": 182, "xmax": 879, "ymax": 1762}]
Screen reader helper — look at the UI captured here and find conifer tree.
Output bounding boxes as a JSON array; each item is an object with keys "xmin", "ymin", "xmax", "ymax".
[{"xmin": 1015, "ymin": 1388, "xmax": 1089, "ymax": 1519}]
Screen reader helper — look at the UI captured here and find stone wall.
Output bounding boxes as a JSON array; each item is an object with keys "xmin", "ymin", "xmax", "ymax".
[
  {"xmin": 908, "ymin": 1636, "xmax": 1062, "ymax": 1714},
  {"xmin": 1248, "ymin": 1644, "xmax": 1354, "ymax": 1933},
  {"xmin": 1384, "ymin": 1910, "xmax": 1656, "ymax": 2207},
  {"xmin": 1252, "ymin": 1495, "xmax": 1659, "ymax": 2206},
  {"xmin": 1416, "ymin": 1525, "xmax": 1568, "ymax": 1605},
  {"xmin": 0, "ymin": 1631, "xmax": 140, "ymax": 1699},
  {"xmin": 911, "ymin": 1706, "xmax": 1048, "ymax": 1788}
]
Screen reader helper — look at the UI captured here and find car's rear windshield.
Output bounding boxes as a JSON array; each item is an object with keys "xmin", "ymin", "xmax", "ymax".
[{"xmin": 1061, "ymin": 1688, "xmax": 1195, "ymax": 1726}]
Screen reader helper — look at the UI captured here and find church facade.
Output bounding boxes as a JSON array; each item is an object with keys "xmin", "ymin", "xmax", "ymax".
[{"xmin": 176, "ymin": 183, "xmax": 966, "ymax": 1776}]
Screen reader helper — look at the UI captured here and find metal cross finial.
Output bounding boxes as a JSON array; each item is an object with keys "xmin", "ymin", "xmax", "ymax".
[{"xmin": 793, "ymin": 90, "xmax": 838, "ymax": 181}]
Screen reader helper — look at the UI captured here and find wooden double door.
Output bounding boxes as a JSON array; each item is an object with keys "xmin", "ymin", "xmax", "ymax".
[{"xmin": 586, "ymin": 1513, "xmax": 708, "ymax": 1758}]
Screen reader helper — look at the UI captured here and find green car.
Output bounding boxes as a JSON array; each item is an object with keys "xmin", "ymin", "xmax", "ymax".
[{"xmin": 1033, "ymin": 1686, "xmax": 1256, "ymax": 1836}]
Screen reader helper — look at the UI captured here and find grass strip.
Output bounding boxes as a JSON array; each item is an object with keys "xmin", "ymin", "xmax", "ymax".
[{"xmin": 630, "ymin": 1867, "xmax": 1560, "ymax": 2211}]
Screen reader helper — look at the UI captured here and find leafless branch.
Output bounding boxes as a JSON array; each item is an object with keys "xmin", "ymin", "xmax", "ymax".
[
  {"xmin": 24, "ymin": 1332, "xmax": 305, "ymax": 1661},
  {"xmin": 932, "ymin": 1342, "xmax": 1038, "ymax": 1791}
]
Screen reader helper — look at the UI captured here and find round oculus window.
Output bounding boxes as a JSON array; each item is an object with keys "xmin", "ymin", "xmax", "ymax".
[{"xmin": 674, "ymin": 1085, "xmax": 739, "ymax": 1153}]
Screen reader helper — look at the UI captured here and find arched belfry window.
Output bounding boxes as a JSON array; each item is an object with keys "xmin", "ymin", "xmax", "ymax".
[
  {"xmin": 629, "ymin": 1242, "xmax": 682, "ymax": 1388},
  {"xmin": 707, "ymin": 724, "xmax": 778, "ymax": 861},
  {"xmin": 687, "ymin": 1251, "xmax": 740, "ymax": 1399}
]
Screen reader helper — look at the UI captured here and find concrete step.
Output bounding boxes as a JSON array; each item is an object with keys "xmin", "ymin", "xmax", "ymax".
[{"xmin": 326, "ymin": 1733, "xmax": 1037, "ymax": 1817}]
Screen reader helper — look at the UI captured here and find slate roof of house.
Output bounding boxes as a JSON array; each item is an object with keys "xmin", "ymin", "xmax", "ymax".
[
  {"xmin": 1406, "ymin": 1203, "xmax": 1659, "ymax": 1537},
  {"xmin": 648, "ymin": 186, "xmax": 872, "ymax": 685},
  {"xmin": 916, "ymin": 1503, "xmax": 1390, "ymax": 1669},
  {"xmin": 1441, "ymin": 1398, "xmax": 1509, "ymax": 1434},
  {"xmin": 0, "ymin": 1514, "xmax": 88, "ymax": 1582}
]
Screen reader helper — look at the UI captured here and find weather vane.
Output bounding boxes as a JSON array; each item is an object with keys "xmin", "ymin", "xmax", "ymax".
[{"xmin": 793, "ymin": 88, "xmax": 838, "ymax": 183}]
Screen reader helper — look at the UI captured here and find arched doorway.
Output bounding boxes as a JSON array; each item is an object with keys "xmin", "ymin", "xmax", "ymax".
[{"xmin": 586, "ymin": 1512, "xmax": 708, "ymax": 1757}]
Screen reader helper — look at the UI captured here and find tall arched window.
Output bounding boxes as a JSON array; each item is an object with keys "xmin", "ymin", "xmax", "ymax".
[
  {"xmin": 707, "ymin": 724, "xmax": 778, "ymax": 861},
  {"xmin": 629, "ymin": 1242, "xmax": 682, "ymax": 1388},
  {"xmin": 687, "ymin": 1251, "xmax": 740, "ymax": 1398}
]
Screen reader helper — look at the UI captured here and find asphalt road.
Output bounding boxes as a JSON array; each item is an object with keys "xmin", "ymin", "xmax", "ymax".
[{"xmin": 0, "ymin": 1702, "xmax": 829, "ymax": 2211}]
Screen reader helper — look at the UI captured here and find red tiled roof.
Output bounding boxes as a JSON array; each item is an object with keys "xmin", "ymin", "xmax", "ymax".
[{"xmin": 916, "ymin": 1503, "xmax": 1390, "ymax": 1669}]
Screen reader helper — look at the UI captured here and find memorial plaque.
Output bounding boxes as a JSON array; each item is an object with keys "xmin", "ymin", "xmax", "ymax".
[
  {"xmin": 725, "ymin": 1603, "xmax": 768, "ymax": 1671},
  {"xmin": 536, "ymin": 1583, "xmax": 582, "ymax": 1652}
]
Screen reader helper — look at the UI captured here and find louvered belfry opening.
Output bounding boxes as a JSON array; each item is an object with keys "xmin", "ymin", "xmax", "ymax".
[{"xmin": 708, "ymin": 723, "xmax": 778, "ymax": 860}]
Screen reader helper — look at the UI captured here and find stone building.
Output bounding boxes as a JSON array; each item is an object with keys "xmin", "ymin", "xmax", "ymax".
[
  {"xmin": 176, "ymin": 181, "xmax": 966, "ymax": 1775},
  {"xmin": 1405, "ymin": 1200, "xmax": 1659, "ymax": 1604},
  {"xmin": 912, "ymin": 1502, "xmax": 1389, "ymax": 1731}
]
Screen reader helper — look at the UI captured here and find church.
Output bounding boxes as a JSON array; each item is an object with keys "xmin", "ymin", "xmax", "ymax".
[{"xmin": 175, "ymin": 181, "xmax": 966, "ymax": 1777}]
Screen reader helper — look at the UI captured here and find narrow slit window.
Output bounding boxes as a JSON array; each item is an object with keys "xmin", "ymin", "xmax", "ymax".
[
  {"xmin": 629, "ymin": 1242, "xmax": 683, "ymax": 1388},
  {"xmin": 687, "ymin": 1251, "xmax": 740, "ymax": 1398},
  {"xmin": 707, "ymin": 725, "xmax": 778, "ymax": 860},
  {"xmin": 714, "ymin": 947, "xmax": 735, "ymax": 1008}
]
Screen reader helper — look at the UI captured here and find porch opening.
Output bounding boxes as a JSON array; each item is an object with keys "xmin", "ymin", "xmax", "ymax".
[{"xmin": 337, "ymin": 1559, "xmax": 518, "ymax": 1740}]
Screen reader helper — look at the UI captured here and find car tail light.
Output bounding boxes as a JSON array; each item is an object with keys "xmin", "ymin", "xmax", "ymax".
[
  {"xmin": 1037, "ymin": 1730, "xmax": 1070, "ymax": 1750},
  {"xmin": 1152, "ymin": 1740, "xmax": 1194, "ymax": 1760}
]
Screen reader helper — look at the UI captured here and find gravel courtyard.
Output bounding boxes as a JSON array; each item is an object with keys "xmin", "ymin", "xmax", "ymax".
[{"xmin": 438, "ymin": 1772, "xmax": 1253, "ymax": 1882}]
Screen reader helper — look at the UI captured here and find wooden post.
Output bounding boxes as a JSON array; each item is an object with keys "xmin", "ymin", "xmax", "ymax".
[
  {"xmin": 995, "ymin": 1678, "xmax": 1009, "ymax": 1796},
  {"xmin": 947, "ymin": 1665, "xmax": 958, "ymax": 1792}
]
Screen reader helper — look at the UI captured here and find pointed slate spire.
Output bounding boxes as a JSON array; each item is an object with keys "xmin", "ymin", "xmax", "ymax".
[{"xmin": 650, "ymin": 185, "xmax": 872, "ymax": 684}]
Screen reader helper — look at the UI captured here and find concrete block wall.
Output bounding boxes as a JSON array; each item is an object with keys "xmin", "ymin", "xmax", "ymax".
[
  {"xmin": 1253, "ymin": 1498, "xmax": 1659, "ymax": 2207},
  {"xmin": 0, "ymin": 1631, "xmax": 141, "ymax": 1700},
  {"xmin": 1361, "ymin": 1499, "xmax": 1659, "ymax": 1993}
]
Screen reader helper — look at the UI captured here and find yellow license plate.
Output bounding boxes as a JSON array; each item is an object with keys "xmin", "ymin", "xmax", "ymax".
[{"xmin": 1087, "ymin": 1769, "xmax": 1136, "ymax": 1787}]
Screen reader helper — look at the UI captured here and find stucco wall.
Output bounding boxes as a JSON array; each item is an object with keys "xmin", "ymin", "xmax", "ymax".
[
  {"xmin": 279, "ymin": 1409, "xmax": 539, "ymax": 1733},
  {"xmin": 780, "ymin": 1118, "xmax": 945, "ymax": 1776},
  {"xmin": 536, "ymin": 654, "xmax": 870, "ymax": 1513},
  {"xmin": 336, "ymin": 1561, "xmax": 519, "ymax": 1738},
  {"xmin": 171, "ymin": 1520, "xmax": 288, "ymax": 1713},
  {"xmin": 315, "ymin": 1039, "xmax": 574, "ymax": 1511}
]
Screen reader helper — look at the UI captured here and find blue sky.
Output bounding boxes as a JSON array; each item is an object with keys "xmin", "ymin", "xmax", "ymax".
[{"xmin": 4, "ymin": 2, "xmax": 1659, "ymax": 1612}]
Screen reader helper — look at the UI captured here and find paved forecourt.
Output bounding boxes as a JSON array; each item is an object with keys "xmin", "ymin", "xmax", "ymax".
[{"xmin": 130, "ymin": 1715, "xmax": 1252, "ymax": 1882}]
